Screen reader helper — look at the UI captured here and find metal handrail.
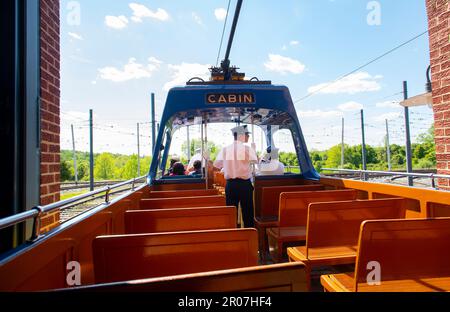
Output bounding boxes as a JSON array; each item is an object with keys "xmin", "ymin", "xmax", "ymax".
[
  {"xmin": 321, "ymin": 168, "xmax": 450, "ymax": 179},
  {"xmin": 321, "ymin": 168, "xmax": 450, "ymax": 189},
  {"xmin": 0, "ymin": 175, "xmax": 147, "ymax": 236}
]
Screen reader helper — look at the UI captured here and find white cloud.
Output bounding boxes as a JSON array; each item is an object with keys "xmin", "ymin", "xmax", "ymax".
[
  {"xmin": 298, "ymin": 110, "xmax": 343, "ymax": 119},
  {"xmin": 290, "ymin": 40, "xmax": 300, "ymax": 46},
  {"xmin": 164, "ymin": 63, "xmax": 210, "ymax": 91},
  {"xmin": 68, "ymin": 32, "xmax": 83, "ymax": 40},
  {"xmin": 105, "ymin": 15, "xmax": 129, "ymax": 29},
  {"xmin": 281, "ymin": 45, "xmax": 287, "ymax": 51},
  {"xmin": 376, "ymin": 100, "xmax": 401, "ymax": 109},
  {"xmin": 192, "ymin": 12, "xmax": 203, "ymax": 25},
  {"xmin": 307, "ymin": 72, "xmax": 382, "ymax": 95},
  {"xmin": 69, "ymin": 55, "xmax": 93, "ymax": 64},
  {"xmin": 373, "ymin": 112, "xmax": 402, "ymax": 122},
  {"xmin": 129, "ymin": 3, "xmax": 170, "ymax": 22},
  {"xmin": 264, "ymin": 54, "xmax": 306, "ymax": 75},
  {"xmin": 99, "ymin": 57, "xmax": 162, "ymax": 82},
  {"xmin": 338, "ymin": 101, "xmax": 364, "ymax": 111},
  {"xmin": 214, "ymin": 8, "xmax": 227, "ymax": 21}
]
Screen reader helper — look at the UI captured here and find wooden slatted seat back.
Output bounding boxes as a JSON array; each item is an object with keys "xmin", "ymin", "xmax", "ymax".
[
  {"xmin": 139, "ymin": 195, "xmax": 226, "ymax": 210},
  {"xmin": 354, "ymin": 218, "xmax": 450, "ymax": 291},
  {"xmin": 145, "ymin": 189, "xmax": 219, "ymax": 199},
  {"xmin": 151, "ymin": 183, "xmax": 207, "ymax": 191},
  {"xmin": 93, "ymin": 229, "xmax": 258, "ymax": 284},
  {"xmin": 306, "ymin": 199, "xmax": 406, "ymax": 251},
  {"xmin": 66, "ymin": 263, "xmax": 307, "ymax": 292},
  {"xmin": 124, "ymin": 207, "xmax": 237, "ymax": 234},
  {"xmin": 279, "ymin": 190, "xmax": 358, "ymax": 227},
  {"xmin": 214, "ymin": 172, "xmax": 226, "ymax": 188},
  {"xmin": 254, "ymin": 178, "xmax": 313, "ymax": 217},
  {"xmin": 260, "ymin": 185, "xmax": 325, "ymax": 219}
]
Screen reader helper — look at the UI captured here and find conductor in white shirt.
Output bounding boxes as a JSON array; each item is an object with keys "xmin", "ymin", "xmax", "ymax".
[{"xmin": 213, "ymin": 125, "xmax": 258, "ymax": 228}]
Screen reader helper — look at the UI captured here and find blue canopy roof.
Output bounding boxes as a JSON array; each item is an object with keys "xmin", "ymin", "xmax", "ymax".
[{"xmin": 147, "ymin": 83, "xmax": 319, "ymax": 183}]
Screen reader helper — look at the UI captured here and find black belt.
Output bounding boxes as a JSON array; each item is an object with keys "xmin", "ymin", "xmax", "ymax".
[{"xmin": 227, "ymin": 178, "xmax": 251, "ymax": 182}]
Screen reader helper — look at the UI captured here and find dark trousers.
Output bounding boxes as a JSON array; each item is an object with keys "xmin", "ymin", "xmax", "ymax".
[{"xmin": 225, "ymin": 179, "xmax": 255, "ymax": 228}]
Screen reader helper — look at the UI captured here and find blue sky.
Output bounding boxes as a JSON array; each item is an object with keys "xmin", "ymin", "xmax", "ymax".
[{"xmin": 60, "ymin": 0, "xmax": 433, "ymax": 156}]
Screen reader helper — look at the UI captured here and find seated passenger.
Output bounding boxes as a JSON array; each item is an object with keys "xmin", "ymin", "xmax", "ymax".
[
  {"xmin": 166, "ymin": 156, "xmax": 180, "ymax": 176},
  {"xmin": 257, "ymin": 147, "xmax": 285, "ymax": 176},
  {"xmin": 187, "ymin": 148, "xmax": 209, "ymax": 172},
  {"xmin": 170, "ymin": 162, "xmax": 186, "ymax": 176},
  {"xmin": 189, "ymin": 160, "xmax": 202, "ymax": 176}
]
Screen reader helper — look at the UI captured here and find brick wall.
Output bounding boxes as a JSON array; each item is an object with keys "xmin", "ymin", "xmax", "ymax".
[
  {"xmin": 426, "ymin": 0, "xmax": 450, "ymax": 190},
  {"xmin": 40, "ymin": 0, "xmax": 61, "ymax": 231}
]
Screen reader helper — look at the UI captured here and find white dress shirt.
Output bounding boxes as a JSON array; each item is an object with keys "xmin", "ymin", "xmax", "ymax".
[{"xmin": 214, "ymin": 141, "xmax": 258, "ymax": 180}]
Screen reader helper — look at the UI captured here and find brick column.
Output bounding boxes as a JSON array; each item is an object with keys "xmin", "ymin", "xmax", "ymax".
[
  {"xmin": 426, "ymin": 0, "xmax": 450, "ymax": 190},
  {"xmin": 40, "ymin": 0, "xmax": 61, "ymax": 231}
]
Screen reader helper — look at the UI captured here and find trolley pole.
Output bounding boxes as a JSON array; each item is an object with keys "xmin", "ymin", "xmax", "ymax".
[
  {"xmin": 361, "ymin": 110, "xmax": 367, "ymax": 181},
  {"xmin": 71, "ymin": 124, "xmax": 78, "ymax": 185},
  {"xmin": 403, "ymin": 81, "xmax": 414, "ymax": 186},
  {"xmin": 89, "ymin": 109, "xmax": 94, "ymax": 191}
]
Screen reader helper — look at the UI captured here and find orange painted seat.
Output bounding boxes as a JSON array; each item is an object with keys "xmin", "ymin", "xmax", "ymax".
[
  {"xmin": 64, "ymin": 262, "xmax": 307, "ymax": 292},
  {"xmin": 93, "ymin": 228, "xmax": 258, "ymax": 284},
  {"xmin": 287, "ymin": 198, "xmax": 407, "ymax": 290},
  {"xmin": 321, "ymin": 218, "xmax": 450, "ymax": 292},
  {"xmin": 254, "ymin": 184, "xmax": 325, "ymax": 260},
  {"xmin": 144, "ymin": 189, "xmax": 219, "ymax": 199},
  {"xmin": 124, "ymin": 206, "xmax": 236, "ymax": 234},
  {"xmin": 139, "ymin": 195, "xmax": 226, "ymax": 210},
  {"xmin": 267, "ymin": 189, "xmax": 358, "ymax": 262}
]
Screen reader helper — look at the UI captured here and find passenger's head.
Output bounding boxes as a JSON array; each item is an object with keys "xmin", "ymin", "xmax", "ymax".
[
  {"xmin": 193, "ymin": 160, "xmax": 202, "ymax": 171},
  {"xmin": 169, "ymin": 155, "xmax": 180, "ymax": 168},
  {"xmin": 172, "ymin": 162, "xmax": 186, "ymax": 176},
  {"xmin": 231, "ymin": 125, "xmax": 251, "ymax": 143}
]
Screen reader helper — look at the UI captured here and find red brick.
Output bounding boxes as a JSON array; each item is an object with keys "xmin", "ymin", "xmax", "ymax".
[{"xmin": 41, "ymin": 174, "xmax": 55, "ymax": 184}]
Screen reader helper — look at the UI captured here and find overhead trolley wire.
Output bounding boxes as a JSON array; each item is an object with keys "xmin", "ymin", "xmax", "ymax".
[
  {"xmin": 216, "ymin": 0, "xmax": 232, "ymax": 67},
  {"xmin": 293, "ymin": 30, "xmax": 429, "ymax": 104}
]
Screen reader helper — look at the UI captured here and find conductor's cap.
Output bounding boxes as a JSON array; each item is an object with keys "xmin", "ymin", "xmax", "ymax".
[{"xmin": 231, "ymin": 125, "xmax": 251, "ymax": 136}]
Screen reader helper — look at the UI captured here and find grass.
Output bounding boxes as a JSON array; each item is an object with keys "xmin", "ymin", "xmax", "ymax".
[{"xmin": 60, "ymin": 191, "xmax": 86, "ymax": 201}]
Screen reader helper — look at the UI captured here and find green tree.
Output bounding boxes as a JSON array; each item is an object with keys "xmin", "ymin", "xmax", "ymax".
[
  {"xmin": 181, "ymin": 139, "xmax": 221, "ymax": 161},
  {"xmin": 60, "ymin": 160, "xmax": 72, "ymax": 181},
  {"xmin": 94, "ymin": 153, "xmax": 115, "ymax": 180}
]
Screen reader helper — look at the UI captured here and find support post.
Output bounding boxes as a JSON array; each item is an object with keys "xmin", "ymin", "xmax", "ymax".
[
  {"xmin": 386, "ymin": 119, "xmax": 392, "ymax": 171},
  {"xmin": 403, "ymin": 81, "xmax": 414, "ymax": 186},
  {"xmin": 151, "ymin": 93, "xmax": 156, "ymax": 155},
  {"xmin": 341, "ymin": 117, "xmax": 345, "ymax": 169},
  {"xmin": 89, "ymin": 109, "xmax": 94, "ymax": 191},
  {"xmin": 187, "ymin": 125, "xmax": 191, "ymax": 163},
  {"xmin": 204, "ymin": 117, "xmax": 209, "ymax": 190},
  {"xmin": 137, "ymin": 123, "xmax": 141, "ymax": 176},
  {"xmin": 360, "ymin": 109, "xmax": 367, "ymax": 181},
  {"xmin": 71, "ymin": 124, "xmax": 78, "ymax": 185}
]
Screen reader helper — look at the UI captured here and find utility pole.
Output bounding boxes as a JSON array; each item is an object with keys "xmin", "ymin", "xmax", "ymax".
[
  {"xmin": 403, "ymin": 81, "xmax": 414, "ymax": 186},
  {"xmin": 71, "ymin": 124, "xmax": 78, "ymax": 185},
  {"xmin": 386, "ymin": 119, "xmax": 392, "ymax": 171},
  {"xmin": 89, "ymin": 109, "xmax": 94, "ymax": 191},
  {"xmin": 151, "ymin": 93, "xmax": 156, "ymax": 156},
  {"xmin": 360, "ymin": 109, "xmax": 367, "ymax": 181},
  {"xmin": 137, "ymin": 123, "xmax": 141, "ymax": 176},
  {"xmin": 341, "ymin": 117, "xmax": 345, "ymax": 169}
]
